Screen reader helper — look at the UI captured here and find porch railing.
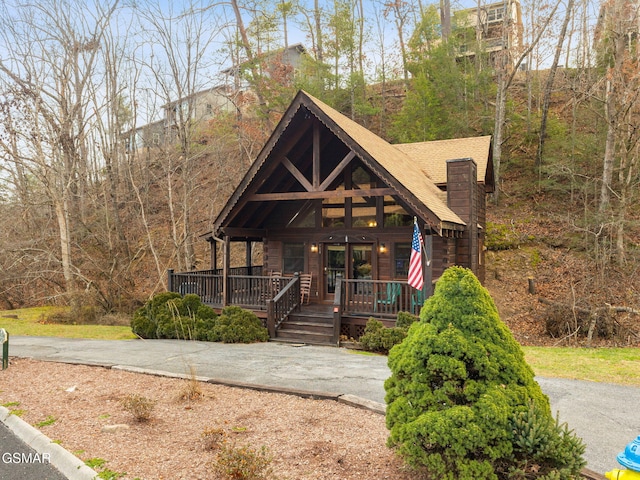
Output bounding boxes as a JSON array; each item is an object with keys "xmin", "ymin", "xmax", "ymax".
[
  {"xmin": 341, "ymin": 279, "xmax": 428, "ymax": 317},
  {"xmin": 168, "ymin": 267, "xmax": 269, "ymax": 309},
  {"xmin": 266, "ymin": 275, "xmax": 300, "ymax": 337},
  {"xmin": 168, "ymin": 268, "xmax": 430, "ymax": 337}
]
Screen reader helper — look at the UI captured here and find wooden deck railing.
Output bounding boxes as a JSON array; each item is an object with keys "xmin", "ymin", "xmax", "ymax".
[
  {"xmin": 341, "ymin": 279, "xmax": 427, "ymax": 317},
  {"xmin": 168, "ymin": 267, "xmax": 270, "ymax": 309},
  {"xmin": 168, "ymin": 269, "xmax": 430, "ymax": 339},
  {"xmin": 266, "ymin": 275, "xmax": 300, "ymax": 337}
]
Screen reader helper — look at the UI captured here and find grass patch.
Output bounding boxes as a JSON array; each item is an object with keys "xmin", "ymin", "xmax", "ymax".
[
  {"xmin": 0, "ymin": 306, "xmax": 136, "ymax": 340},
  {"xmin": 35, "ymin": 415, "xmax": 57, "ymax": 427},
  {"xmin": 523, "ymin": 347, "xmax": 640, "ymax": 387}
]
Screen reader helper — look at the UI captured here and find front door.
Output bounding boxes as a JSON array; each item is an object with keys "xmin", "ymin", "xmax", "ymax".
[
  {"xmin": 324, "ymin": 243, "xmax": 373, "ymax": 301},
  {"xmin": 324, "ymin": 244, "xmax": 345, "ymax": 301}
]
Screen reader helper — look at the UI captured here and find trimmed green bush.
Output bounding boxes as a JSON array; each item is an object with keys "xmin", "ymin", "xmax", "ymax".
[
  {"xmin": 359, "ymin": 319, "xmax": 406, "ymax": 354},
  {"xmin": 396, "ymin": 311, "xmax": 419, "ymax": 329},
  {"xmin": 359, "ymin": 312, "xmax": 418, "ymax": 354},
  {"xmin": 131, "ymin": 295, "xmax": 268, "ymax": 343},
  {"xmin": 209, "ymin": 306, "xmax": 269, "ymax": 343},
  {"xmin": 385, "ymin": 266, "xmax": 585, "ymax": 479},
  {"xmin": 131, "ymin": 293, "xmax": 217, "ymax": 340}
]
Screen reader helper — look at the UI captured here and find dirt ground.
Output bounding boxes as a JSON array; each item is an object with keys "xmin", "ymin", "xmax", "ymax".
[{"xmin": 1, "ymin": 358, "xmax": 418, "ymax": 480}]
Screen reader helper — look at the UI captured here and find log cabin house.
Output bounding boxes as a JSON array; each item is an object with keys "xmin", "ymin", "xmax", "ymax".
[{"xmin": 168, "ymin": 90, "xmax": 494, "ymax": 345}]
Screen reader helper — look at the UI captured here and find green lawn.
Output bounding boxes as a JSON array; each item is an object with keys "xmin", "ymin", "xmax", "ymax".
[
  {"xmin": 0, "ymin": 306, "xmax": 137, "ymax": 340},
  {"xmin": 523, "ymin": 346, "xmax": 640, "ymax": 387}
]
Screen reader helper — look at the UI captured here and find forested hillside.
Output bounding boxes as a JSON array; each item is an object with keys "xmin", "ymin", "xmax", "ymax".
[{"xmin": 0, "ymin": 0, "xmax": 637, "ymax": 345}]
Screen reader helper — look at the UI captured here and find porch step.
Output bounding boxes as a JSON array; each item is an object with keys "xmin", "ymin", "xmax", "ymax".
[{"xmin": 273, "ymin": 310, "xmax": 336, "ymax": 346}]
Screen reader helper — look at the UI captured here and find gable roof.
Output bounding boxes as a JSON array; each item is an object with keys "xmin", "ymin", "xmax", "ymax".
[
  {"xmin": 393, "ymin": 136, "xmax": 493, "ymax": 190},
  {"xmin": 212, "ymin": 90, "xmax": 492, "ymax": 237},
  {"xmin": 301, "ymin": 92, "xmax": 465, "ymax": 226}
]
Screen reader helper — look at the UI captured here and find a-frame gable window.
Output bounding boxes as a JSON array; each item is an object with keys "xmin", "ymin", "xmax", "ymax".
[{"xmin": 383, "ymin": 196, "xmax": 413, "ymax": 227}]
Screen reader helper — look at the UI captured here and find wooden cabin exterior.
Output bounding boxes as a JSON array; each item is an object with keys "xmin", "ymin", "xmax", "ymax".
[{"xmin": 168, "ymin": 90, "xmax": 494, "ymax": 345}]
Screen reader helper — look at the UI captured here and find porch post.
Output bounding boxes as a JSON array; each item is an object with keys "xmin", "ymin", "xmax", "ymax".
[
  {"xmin": 210, "ymin": 238, "xmax": 217, "ymax": 271},
  {"xmin": 424, "ymin": 234, "xmax": 433, "ymax": 298},
  {"xmin": 245, "ymin": 240, "xmax": 252, "ymax": 276},
  {"xmin": 223, "ymin": 236, "xmax": 230, "ymax": 306},
  {"xmin": 167, "ymin": 269, "xmax": 174, "ymax": 293},
  {"xmin": 332, "ymin": 274, "xmax": 343, "ymax": 346}
]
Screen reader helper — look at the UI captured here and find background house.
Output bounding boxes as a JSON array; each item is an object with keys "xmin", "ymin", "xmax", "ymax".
[{"xmin": 453, "ymin": 0, "xmax": 524, "ymax": 66}]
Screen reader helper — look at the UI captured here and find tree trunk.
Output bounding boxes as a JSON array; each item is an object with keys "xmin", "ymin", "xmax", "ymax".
[
  {"xmin": 537, "ymin": 0, "xmax": 574, "ymax": 167},
  {"xmin": 54, "ymin": 196, "xmax": 77, "ymax": 305}
]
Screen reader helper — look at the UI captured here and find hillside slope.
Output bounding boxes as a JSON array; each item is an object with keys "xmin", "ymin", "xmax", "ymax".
[{"xmin": 483, "ymin": 193, "xmax": 639, "ymax": 347}]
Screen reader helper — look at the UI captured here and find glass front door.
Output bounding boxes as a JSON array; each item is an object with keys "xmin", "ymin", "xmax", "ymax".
[
  {"xmin": 324, "ymin": 244, "xmax": 374, "ymax": 300},
  {"xmin": 325, "ymin": 245, "xmax": 345, "ymax": 297}
]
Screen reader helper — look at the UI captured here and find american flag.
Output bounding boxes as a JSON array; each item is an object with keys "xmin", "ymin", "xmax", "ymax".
[{"xmin": 407, "ymin": 220, "xmax": 424, "ymax": 290}]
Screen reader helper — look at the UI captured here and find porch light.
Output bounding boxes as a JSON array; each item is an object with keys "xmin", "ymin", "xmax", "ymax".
[
  {"xmin": 310, "ymin": 243, "xmax": 318, "ymax": 253},
  {"xmin": 379, "ymin": 243, "xmax": 387, "ymax": 254}
]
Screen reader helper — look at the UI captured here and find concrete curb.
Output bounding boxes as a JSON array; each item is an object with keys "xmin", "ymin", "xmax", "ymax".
[
  {"xmin": 112, "ymin": 364, "xmax": 385, "ymax": 413},
  {"xmin": 0, "ymin": 406, "xmax": 97, "ymax": 480},
  {"xmin": 13, "ymin": 359, "xmax": 389, "ymax": 416}
]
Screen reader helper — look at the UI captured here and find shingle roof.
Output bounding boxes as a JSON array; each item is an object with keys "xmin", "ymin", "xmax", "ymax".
[
  {"xmin": 304, "ymin": 92, "xmax": 466, "ymax": 225},
  {"xmin": 393, "ymin": 136, "xmax": 492, "ymax": 185}
]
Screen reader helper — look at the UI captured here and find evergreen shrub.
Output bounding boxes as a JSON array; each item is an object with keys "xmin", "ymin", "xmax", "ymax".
[
  {"xmin": 359, "ymin": 312, "xmax": 418, "ymax": 354},
  {"xmin": 209, "ymin": 306, "xmax": 269, "ymax": 343},
  {"xmin": 130, "ymin": 294, "xmax": 268, "ymax": 343},
  {"xmin": 384, "ymin": 266, "xmax": 585, "ymax": 479}
]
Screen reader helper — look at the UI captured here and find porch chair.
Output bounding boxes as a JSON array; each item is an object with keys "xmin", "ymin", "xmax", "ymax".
[
  {"xmin": 411, "ymin": 284, "xmax": 427, "ymax": 315},
  {"xmin": 299, "ymin": 273, "xmax": 312, "ymax": 304},
  {"xmin": 270, "ymin": 271, "xmax": 283, "ymax": 296},
  {"xmin": 375, "ymin": 282, "xmax": 402, "ymax": 312}
]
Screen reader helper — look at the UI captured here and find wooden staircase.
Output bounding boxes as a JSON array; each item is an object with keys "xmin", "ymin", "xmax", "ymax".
[{"xmin": 273, "ymin": 304, "xmax": 336, "ymax": 346}]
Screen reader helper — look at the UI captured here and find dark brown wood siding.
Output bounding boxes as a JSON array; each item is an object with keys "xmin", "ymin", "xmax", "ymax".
[
  {"xmin": 447, "ymin": 158, "xmax": 478, "ymax": 275},
  {"xmin": 477, "ymin": 183, "xmax": 487, "ymax": 283}
]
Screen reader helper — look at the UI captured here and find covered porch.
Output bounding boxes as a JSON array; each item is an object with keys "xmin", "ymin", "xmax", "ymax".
[{"xmin": 168, "ymin": 266, "xmax": 431, "ymax": 345}]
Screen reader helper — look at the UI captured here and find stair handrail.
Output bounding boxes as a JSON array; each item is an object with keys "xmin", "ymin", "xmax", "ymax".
[{"xmin": 266, "ymin": 275, "xmax": 300, "ymax": 337}]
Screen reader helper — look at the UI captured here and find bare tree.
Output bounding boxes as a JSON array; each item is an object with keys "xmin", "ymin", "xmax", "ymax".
[
  {"xmin": 134, "ymin": 0, "xmax": 223, "ymax": 271},
  {"xmin": 596, "ymin": 0, "xmax": 640, "ymax": 263},
  {"xmin": 537, "ymin": 0, "xmax": 576, "ymax": 167},
  {"xmin": 0, "ymin": 0, "xmax": 119, "ymax": 305},
  {"xmin": 492, "ymin": 0, "xmax": 560, "ymax": 204}
]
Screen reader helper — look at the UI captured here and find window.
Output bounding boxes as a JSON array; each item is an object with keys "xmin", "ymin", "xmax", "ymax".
[
  {"xmin": 352, "ymin": 196, "xmax": 377, "ymax": 227},
  {"xmin": 487, "ymin": 7, "xmax": 504, "ymax": 22},
  {"xmin": 283, "ymin": 242, "xmax": 305, "ymax": 274},
  {"xmin": 394, "ymin": 243, "xmax": 411, "ymax": 278},
  {"xmin": 322, "ymin": 198, "xmax": 345, "ymax": 227},
  {"xmin": 383, "ymin": 196, "xmax": 413, "ymax": 227}
]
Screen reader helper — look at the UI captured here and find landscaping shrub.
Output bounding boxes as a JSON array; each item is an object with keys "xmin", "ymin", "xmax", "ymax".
[
  {"xmin": 131, "ymin": 295, "xmax": 269, "ymax": 343},
  {"xmin": 359, "ymin": 312, "xmax": 418, "ymax": 354},
  {"xmin": 212, "ymin": 443, "xmax": 273, "ymax": 480},
  {"xmin": 131, "ymin": 293, "xmax": 217, "ymax": 340},
  {"xmin": 359, "ymin": 319, "xmax": 408, "ymax": 354},
  {"xmin": 122, "ymin": 394, "xmax": 156, "ymax": 422},
  {"xmin": 210, "ymin": 306, "xmax": 269, "ymax": 343},
  {"xmin": 396, "ymin": 311, "xmax": 419, "ymax": 329},
  {"xmin": 385, "ymin": 266, "xmax": 585, "ymax": 480}
]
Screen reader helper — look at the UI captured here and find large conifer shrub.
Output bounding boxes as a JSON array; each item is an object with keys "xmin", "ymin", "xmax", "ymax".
[
  {"xmin": 131, "ymin": 296, "xmax": 268, "ymax": 343},
  {"xmin": 385, "ymin": 266, "xmax": 585, "ymax": 479}
]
